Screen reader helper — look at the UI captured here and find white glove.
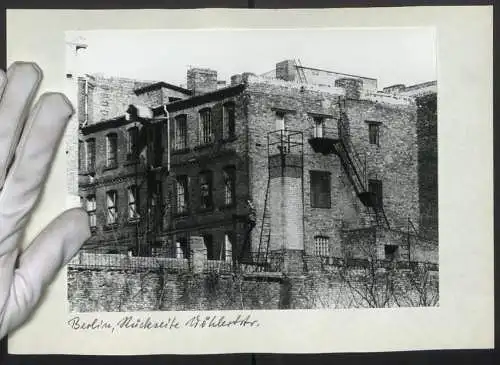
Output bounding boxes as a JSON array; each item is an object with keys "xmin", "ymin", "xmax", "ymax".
[{"xmin": 0, "ymin": 62, "xmax": 91, "ymax": 339}]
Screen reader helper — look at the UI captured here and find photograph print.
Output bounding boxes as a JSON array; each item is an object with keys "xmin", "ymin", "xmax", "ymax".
[{"xmin": 65, "ymin": 28, "xmax": 438, "ymax": 312}]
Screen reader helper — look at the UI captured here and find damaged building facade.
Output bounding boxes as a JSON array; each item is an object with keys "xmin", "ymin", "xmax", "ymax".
[{"xmin": 74, "ymin": 59, "xmax": 438, "ymax": 274}]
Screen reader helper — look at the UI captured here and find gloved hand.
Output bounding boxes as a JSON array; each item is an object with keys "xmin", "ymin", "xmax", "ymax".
[{"xmin": 0, "ymin": 62, "xmax": 91, "ymax": 339}]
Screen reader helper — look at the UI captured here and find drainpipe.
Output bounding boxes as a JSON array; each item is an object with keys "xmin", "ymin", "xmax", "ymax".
[{"xmin": 163, "ymin": 105, "xmax": 171, "ymax": 174}]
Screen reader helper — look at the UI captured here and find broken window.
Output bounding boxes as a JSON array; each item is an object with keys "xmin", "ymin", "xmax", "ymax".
[
  {"xmin": 86, "ymin": 195, "xmax": 96, "ymax": 229},
  {"xmin": 106, "ymin": 133, "xmax": 118, "ymax": 167},
  {"xmin": 223, "ymin": 102, "xmax": 236, "ymax": 139},
  {"xmin": 85, "ymin": 138, "xmax": 95, "ymax": 172},
  {"xmin": 176, "ymin": 175, "xmax": 188, "ymax": 214},
  {"xmin": 203, "ymin": 234, "xmax": 214, "ymax": 260},
  {"xmin": 174, "ymin": 114, "xmax": 188, "ymax": 150},
  {"xmin": 106, "ymin": 190, "xmax": 118, "ymax": 225},
  {"xmin": 199, "ymin": 171, "xmax": 213, "ymax": 210},
  {"xmin": 310, "ymin": 171, "xmax": 331, "ymax": 208},
  {"xmin": 127, "ymin": 185, "xmax": 140, "ymax": 220},
  {"xmin": 127, "ymin": 127, "xmax": 139, "ymax": 159},
  {"xmin": 199, "ymin": 108, "xmax": 213, "ymax": 145},
  {"xmin": 223, "ymin": 166, "xmax": 236, "ymax": 206}
]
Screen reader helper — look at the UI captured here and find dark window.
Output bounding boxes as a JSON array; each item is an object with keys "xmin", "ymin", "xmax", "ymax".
[
  {"xmin": 314, "ymin": 236, "xmax": 330, "ymax": 257},
  {"xmin": 127, "ymin": 127, "xmax": 139, "ymax": 159},
  {"xmin": 106, "ymin": 133, "xmax": 118, "ymax": 167},
  {"xmin": 203, "ymin": 234, "xmax": 214, "ymax": 260},
  {"xmin": 176, "ymin": 175, "xmax": 189, "ymax": 214},
  {"xmin": 368, "ymin": 179, "xmax": 383, "ymax": 208},
  {"xmin": 106, "ymin": 190, "xmax": 118, "ymax": 225},
  {"xmin": 368, "ymin": 122, "xmax": 380, "ymax": 145},
  {"xmin": 127, "ymin": 185, "xmax": 140, "ymax": 220},
  {"xmin": 174, "ymin": 114, "xmax": 188, "ymax": 150},
  {"xmin": 384, "ymin": 245, "xmax": 398, "ymax": 260},
  {"xmin": 223, "ymin": 102, "xmax": 236, "ymax": 139},
  {"xmin": 85, "ymin": 138, "xmax": 95, "ymax": 172},
  {"xmin": 310, "ymin": 171, "xmax": 331, "ymax": 208},
  {"xmin": 175, "ymin": 236, "xmax": 189, "ymax": 259},
  {"xmin": 86, "ymin": 195, "xmax": 96, "ymax": 229},
  {"xmin": 199, "ymin": 171, "xmax": 213, "ymax": 210},
  {"xmin": 199, "ymin": 108, "xmax": 213, "ymax": 145},
  {"xmin": 223, "ymin": 166, "xmax": 236, "ymax": 206}
]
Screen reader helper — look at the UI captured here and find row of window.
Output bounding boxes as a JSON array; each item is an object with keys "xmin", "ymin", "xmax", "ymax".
[
  {"xmin": 277, "ymin": 110, "xmax": 381, "ymax": 146},
  {"xmin": 176, "ymin": 167, "xmax": 236, "ymax": 214},
  {"xmin": 84, "ymin": 167, "xmax": 237, "ymax": 228},
  {"xmin": 310, "ymin": 170, "xmax": 383, "ymax": 209},
  {"xmin": 80, "ymin": 103, "xmax": 236, "ymax": 173},
  {"xmin": 84, "ymin": 170, "xmax": 382, "ymax": 228}
]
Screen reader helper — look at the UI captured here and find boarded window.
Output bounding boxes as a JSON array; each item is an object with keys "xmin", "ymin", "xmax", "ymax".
[
  {"xmin": 223, "ymin": 166, "xmax": 236, "ymax": 206},
  {"xmin": 199, "ymin": 171, "xmax": 213, "ymax": 210},
  {"xmin": 199, "ymin": 108, "xmax": 213, "ymax": 144},
  {"xmin": 127, "ymin": 185, "xmax": 140, "ymax": 220},
  {"xmin": 174, "ymin": 114, "xmax": 188, "ymax": 150},
  {"xmin": 310, "ymin": 171, "xmax": 331, "ymax": 208},
  {"xmin": 86, "ymin": 195, "xmax": 96, "ymax": 228},
  {"xmin": 106, "ymin": 133, "xmax": 118, "ymax": 167},
  {"xmin": 368, "ymin": 179, "xmax": 383, "ymax": 208},
  {"xmin": 314, "ymin": 236, "xmax": 330, "ymax": 257},
  {"xmin": 223, "ymin": 102, "xmax": 236, "ymax": 139},
  {"xmin": 106, "ymin": 190, "xmax": 118, "ymax": 225},
  {"xmin": 176, "ymin": 175, "xmax": 188, "ymax": 214}
]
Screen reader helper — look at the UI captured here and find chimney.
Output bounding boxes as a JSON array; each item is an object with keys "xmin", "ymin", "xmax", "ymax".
[
  {"xmin": 230, "ymin": 74, "xmax": 243, "ymax": 85},
  {"xmin": 187, "ymin": 68, "xmax": 218, "ymax": 95},
  {"xmin": 335, "ymin": 77, "xmax": 363, "ymax": 99},
  {"xmin": 276, "ymin": 60, "xmax": 297, "ymax": 82}
]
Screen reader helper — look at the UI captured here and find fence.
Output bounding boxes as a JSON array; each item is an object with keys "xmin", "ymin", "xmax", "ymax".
[
  {"xmin": 68, "ymin": 252, "xmax": 190, "ymax": 272},
  {"xmin": 68, "ymin": 251, "xmax": 285, "ymax": 274}
]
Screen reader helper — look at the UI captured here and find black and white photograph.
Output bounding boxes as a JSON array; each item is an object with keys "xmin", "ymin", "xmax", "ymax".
[{"xmin": 65, "ymin": 28, "xmax": 438, "ymax": 312}]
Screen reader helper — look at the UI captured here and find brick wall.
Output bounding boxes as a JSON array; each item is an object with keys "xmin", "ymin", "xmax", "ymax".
[
  {"xmin": 345, "ymin": 98, "xmax": 420, "ymax": 231},
  {"xmin": 67, "ymin": 263, "xmax": 438, "ymax": 311},
  {"xmin": 79, "ymin": 85, "xmax": 251, "ymax": 257},
  {"xmin": 416, "ymin": 94, "xmax": 438, "ymax": 239},
  {"xmin": 243, "ymin": 76, "xmax": 420, "ymax": 260}
]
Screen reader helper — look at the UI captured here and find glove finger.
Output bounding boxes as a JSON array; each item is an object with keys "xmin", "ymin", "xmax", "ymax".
[
  {"xmin": 0, "ymin": 208, "xmax": 90, "ymax": 337},
  {"xmin": 0, "ymin": 62, "xmax": 42, "ymax": 189},
  {"xmin": 0, "ymin": 92, "xmax": 74, "ymax": 255}
]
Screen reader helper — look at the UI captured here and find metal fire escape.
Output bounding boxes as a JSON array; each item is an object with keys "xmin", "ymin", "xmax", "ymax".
[{"xmin": 308, "ymin": 98, "xmax": 390, "ymax": 229}]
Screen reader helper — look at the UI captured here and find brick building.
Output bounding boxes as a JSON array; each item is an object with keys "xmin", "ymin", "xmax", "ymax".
[{"xmin": 75, "ymin": 59, "xmax": 438, "ymax": 272}]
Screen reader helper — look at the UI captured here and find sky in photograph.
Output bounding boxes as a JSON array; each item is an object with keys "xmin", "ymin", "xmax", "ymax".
[{"xmin": 66, "ymin": 28, "xmax": 436, "ymax": 90}]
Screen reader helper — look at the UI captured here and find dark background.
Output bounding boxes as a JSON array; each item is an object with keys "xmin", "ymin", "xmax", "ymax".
[{"xmin": 0, "ymin": 1, "xmax": 496, "ymax": 364}]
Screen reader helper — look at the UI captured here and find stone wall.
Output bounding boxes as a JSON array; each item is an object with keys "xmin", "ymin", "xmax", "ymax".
[{"xmin": 68, "ymin": 263, "xmax": 439, "ymax": 311}]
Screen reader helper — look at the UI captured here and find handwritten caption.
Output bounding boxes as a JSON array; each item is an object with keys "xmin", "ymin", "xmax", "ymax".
[{"xmin": 67, "ymin": 314, "xmax": 260, "ymax": 333}]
